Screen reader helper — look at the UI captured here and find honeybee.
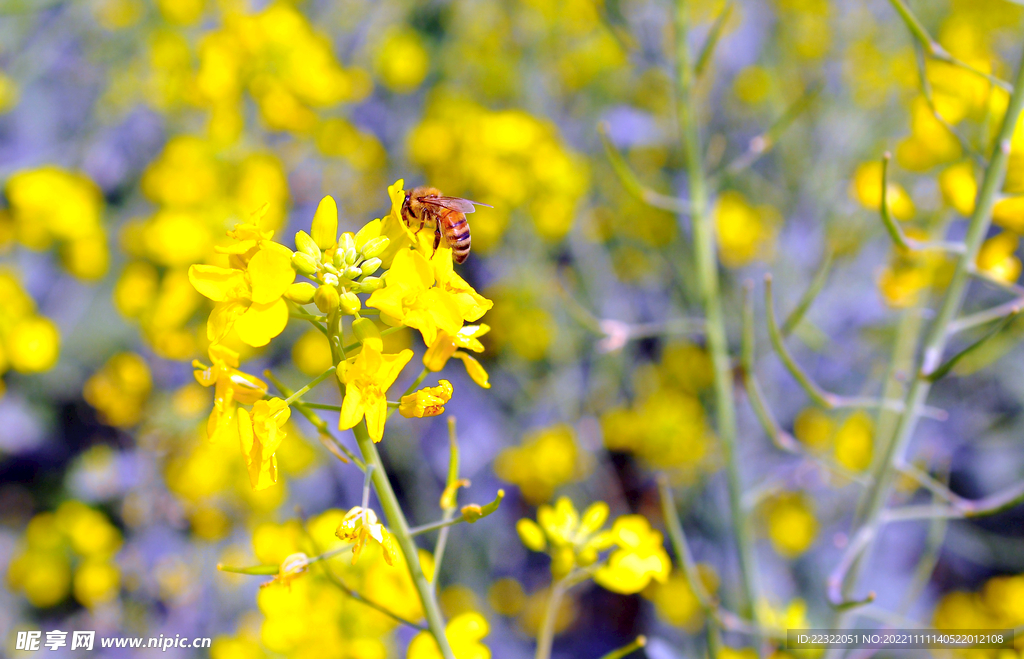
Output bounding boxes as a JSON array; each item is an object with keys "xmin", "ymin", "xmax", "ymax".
[{"xmin": 401, "ymin": 186, "xmax": 491, "ymax": 264}]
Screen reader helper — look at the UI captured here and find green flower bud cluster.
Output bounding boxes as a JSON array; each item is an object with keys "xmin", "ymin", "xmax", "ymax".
[{"xmin": 286, "ymin": 195, "xmax": 389, "ymax": 315}]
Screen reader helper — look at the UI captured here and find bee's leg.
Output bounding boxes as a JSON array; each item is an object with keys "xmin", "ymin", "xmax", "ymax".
[{"xmin": 432, "ymin": 226, "xmax": 441, "ymax": 257}]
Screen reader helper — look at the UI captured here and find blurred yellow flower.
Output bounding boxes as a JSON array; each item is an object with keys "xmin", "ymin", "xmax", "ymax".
[
  {"xmin": 850, "ymin": 161, "xmax": 915, "ymax": 221},
  {"xmin": 593, "ymin": 515, "xmax": 671, "ymax": 595},
  {"xmin": 713, "ymin": 191, "xmax": 779, "ymax": 267},
  {"xmin": 337, "ymin": 344, "xmax": 413, "ymax": 442},
  {"xmin": 895, "ymin": 98, "xmax": 963, "ymax": 171},
  {"xmin": 833, "ymin": 411, "xmax": 874, "ymax": 472},
  {"xmin": 993, "ymin": 196, "xmax": 1024, "ymax": 234},
  {"xmin": 939, "ymin": 161, "xmax": 977, "ymax": 216},
  {"xmin": 407, "ymin": 611, "xmax": 490, "ymax": 659},
  {"xmin": 976, "ymin": 232, "xmax": 1022, "ymax": 285},
  {"xmin": 494, "ymin": 425, "xmax": 589, "ymax": 504},
  {"xmin": 793, "ymin": 407, "xmax": 835, "ymax": 452},
  {"xmin": 83, "ymin": 352, "xmax": 152, "ymax": 427},
  {"xmin": 6, "ymin": 316, "xmax": 60, "ymax": 373},
  {"xmin": 73, "ymin": 560, "xmax": 121, "ymax": 608},
  {"xmin": 517, "ymin": 498, "xmax": 615, "ymax": 578},
  {"xmin": 765, "ymin": 493, "xmax": 818, "ymax": 558},
  {"xmin": 733, "ymin": 66, "xmax": 772, "ymax": 106},
  {"xmin": 375, "ymin": 28, "xmax": 430, "ymax": 94},
  {"xmin": 400, "ymin": 380, "xmax": 453, "ymax": 418}
]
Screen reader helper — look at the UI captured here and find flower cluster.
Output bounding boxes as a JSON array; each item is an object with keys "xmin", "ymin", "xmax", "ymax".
[
  {"xmin": 0, "ymin": 270, "xmax": 60, "ymax": 395},
  {"xmin": 494, "ymin": 424, "xmax": 591, "ymax": 504},
  {"xmin": 3, "ymin": 167, "xmax": 109, "ymax": 281},
  {"xmin": 516, "ymin": 497, "xmax": 671, "ymax": 594},
  {"xmin": 7, "ymin": 502, "xmax": 122, "ymax": 609},
  {"xmin": 83, "ymin": 352, "xmax": 153, "ymax": 427}
]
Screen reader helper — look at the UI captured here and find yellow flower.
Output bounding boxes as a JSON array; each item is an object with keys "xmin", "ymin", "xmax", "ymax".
[
  {"xmin": 238, "ymin": 398, "xmax": 291, "ymax": 490},
  {"xmin": 713, "ymin": 191, "xmax": 779, "ymax": 267},
  {"xmin": 424, "ymin": 324, "xmax": 492, "ymax": 388},
  {"xmin": 83, "ymin": 352, "xmax": 152, "ymax": 427},
  {"xmin": 192, "ymin": 344, "xmax": 268, "ymax": 444},
  {"xmin": 517, "ymin": 498, "xmax": 615, "ymax": 579},
  {"xmin": 375, "ymin": 28, "xmax": 430, "ymax": 94},
  {"xmin": 850, "ymin": 161, "xmax": 915, "ymax": 221},
  {"xmin": 976, "ymin": 232, "xmax": 1022, "ymax": 285},
  {"xmin": 494, "ymin": 425, "xmax": 588, "ymax": 504},
  {"xmin": 367, "ymin": 248, "xmax": 464, "ymax": 346},
  {"xmin": 765, "ymin": 493, "xmax": 818, "ymax": 558},
  {"xmin": 833, "ymin": 411, "xmax": 874, "ymax": 472},
  {"xmin": 188, "ymin": 230, "xmax": 295, "ymax": 347},
  {"xmin": 406, "ymin": 611, "xmax": 491, "ymax": 659},
  {"xmin": 594, "ymin": 515, "xmax": 671, "ymax": 595},
  {"xmin": 431, "ymin": 248, "xmax": 493, "ymax": 321},
  {"xmin": 5, "ymin": 316, "xmax": 60, "ymax": 373},
  {"xmin": 335, "ymin": 507, "xmax": 398, "ymax": 566},
  {"xmin": 337, "ymin": 344, "xmax": 413, "ymax": 442},
  {"xmin": 993, "ymin": 196, "xmax": 1024, "ymax": 233},
  {"xmin": 400, "ymin": 380, "xmax": 453, "ymax": 418},
  {"xmin": 261, "ymin": 552, "xmax": 310, "ymax": 590},
  {"xmin": 939, "ymin": 161, "xmax": 977, "ymax": 216}
]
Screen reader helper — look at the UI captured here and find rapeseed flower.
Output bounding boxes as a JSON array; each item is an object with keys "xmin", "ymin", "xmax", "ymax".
[
  {"xmin": 593, "ymin": 515, "xmax": 671, "ymax": 595},
  {"xmin": 337, "ymin": 344, "xmax": 413, "ymax": 442},
  {"xmin": 407, "ymin": 611, "xmax": 491, "ymax": 659},
  {"xmin": 192, "ymin": 344, "xmax": 268, "ymax": 444},
  {"xmin": 367, "ymin": 248, "xmax": 464, "ymax": 346},
  {"xmin": 189, "ymin": 230, "xmax": 295, "ymax": 346},
  {"xmin": 335, "ymin": 507, "xmax": 398, "ymax": 566},
  {"xmin": 238, "ymin": 398, "xmax": 291, "ymax": 490},
  {"xmin": 83, "ymin": 352, "xmax": 152, "ymax": 427},
  {"xmin": 516, "ymin": 498, "xmax": 615, "ymax": 578},
  {"xmin": 399, "ymin": 380, "xmax": 454, "ymax": 418}
]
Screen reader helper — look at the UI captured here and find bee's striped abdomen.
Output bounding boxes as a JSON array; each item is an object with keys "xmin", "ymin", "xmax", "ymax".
[{"xmin": 445, "ymin": 213, "xmax": 472, "ymax": 264}]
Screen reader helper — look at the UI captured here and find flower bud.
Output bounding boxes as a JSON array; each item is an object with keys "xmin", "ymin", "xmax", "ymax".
[
  {"xmin": 339, "ymin": 291, "xmax": 361, "ymax": 315},
  {"xmin": 322, "ymin": 262, "xmax": 339, "ymax": 276},
  {"xmin": 359, "ymin": 258, "xmax": 382, "ymax": 277},
  {"xmin": 294, "ymin": 230, "xmax": 321, "ymax": 260},
  {"xmin": 314, "ymin": 285, "xmax": 340, "ymax": 313},
  {"xmin": 356, "ymin": 276, "xmax": 380, "ymax": 290},
  {"xmin": 284, "ymin": 282, "xmax": 316, "ymax": 304},
  {"xmin": 338, "ymin": 232, "xmax": 356, "ymax": 257},
  {"xmin": 291, "ymin": 252, "xmax": 318, "ymax": 276},
  {"xmin": 343, "ymin": 265, "xmax": 362, "ymax": 281},
  {"xmin": 311, "ymin": 196, "xmax": 339, "ymax": 250},
  {"xmin": 360, "ymin": 236, "xmax": 390, "ymax": 260},
  {"xmin": 352, "ymin": 317, "xmax": 382, "ymax": 351}
]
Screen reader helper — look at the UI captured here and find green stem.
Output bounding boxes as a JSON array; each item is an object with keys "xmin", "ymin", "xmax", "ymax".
[
  {"xmin": 283, "ymin": 367, "xmax": 337, "ymax": 406},
  {"xmin": 675, "ymin": 0, "xmax": 758, "ymax": 619},
  {"xmin": 842, "ymin": 48, "xmax": 1024, "ymax": 609},
  {"xmin": 535, "ymin": 578, "xmax": 567, "ymax": 659},
  {"xmin": 352, "ymin": 423, "xmax": 455, "ymax": 659}
]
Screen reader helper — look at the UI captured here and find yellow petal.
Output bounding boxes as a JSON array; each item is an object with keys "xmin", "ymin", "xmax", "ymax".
[
  {"xmin": 234, "ymin": 298, "xmax": 288, "ymax": 347},
  {"xmin": 339, "ymin": 382, "xmax": 365, "ymax": 430},
  {"xmin": 453, "ymin": 352, "xmax": 490, "ymax": 388},
  {"xmin": 207, "ymin": 300, "xmax": 248, "ymax": 342},
  {"xmin": 247, "ymin": 243, "xmax": 295, "ymax": 304},
  {"xmin": 388, "ymin": 248, "xmax": 434, "ymax": 291},
  {"xmin": 364, "ymin": 391, "xmax": 388, "ymax": 442},
  {"xmin": 188, "ymin": 264, "xmax": 249, "ymax": 302},
  {"xmin": 366, "ymin": 283, "xmax": 411, "ymax": 320}
]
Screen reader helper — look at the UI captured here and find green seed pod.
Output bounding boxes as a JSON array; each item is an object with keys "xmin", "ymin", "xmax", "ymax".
[
  {"xmin": 339, "ymin": 291, "xmax": 361, "ymax": 315},
  {"xmin": 294, "ymin": 230, "xmax": 321, "ymax": 260},
  {"xmin": 343, "ymin": 265, "xmax": 362, "ymax": 281},
  {"xmin": 291, "ymin": 252, "xmax": 318, "ymax": 276},
  {"xmin": 314, "ymin": 285, "xmax": 340, "ymax": 314},
  {"xmin": 360, "ymin": 236, "xmax": 390, "ymax": 260},
  {"xmin": 359, "ymin": 257, "xmax": 382, "ymax": 277},
  {"xmin": 283, "ymin": 282, "xmax": 316, "ymax": 304},
  {"xmin": 311, "ymin": 196, "xmax": 339, "ymax": 250}
]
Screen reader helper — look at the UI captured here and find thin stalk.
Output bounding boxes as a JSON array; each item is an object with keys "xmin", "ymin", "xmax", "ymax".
[
  {"xmin": 283, "ymin": 366, "xmax": 337, "ymax": 406},
  {"xmin": 535, "ymin": 579, "xmax": 568, "ymax": 659},
  {"xmin": 352, "ymin": 423, "xmax": 455, "ymax": 659},
  {"xmin": 842, "ymin": 48, "xmax": 1024, "ymax": 607},
  {"xmin": 780, "ymin": 250, "xmax": 834, "ymax": 336},
  {"xmin": 599, "ymin": 636, "xmax": 648, "ymax": 659},
  {"xmin": 675, "ymin": 0, "xmax": 758, "ymax": 619}
]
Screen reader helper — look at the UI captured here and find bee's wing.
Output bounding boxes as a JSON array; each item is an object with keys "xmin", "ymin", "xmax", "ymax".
[{"xmin": 418, "ymin": 196, "xmax": 492, "ymax": 213}]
